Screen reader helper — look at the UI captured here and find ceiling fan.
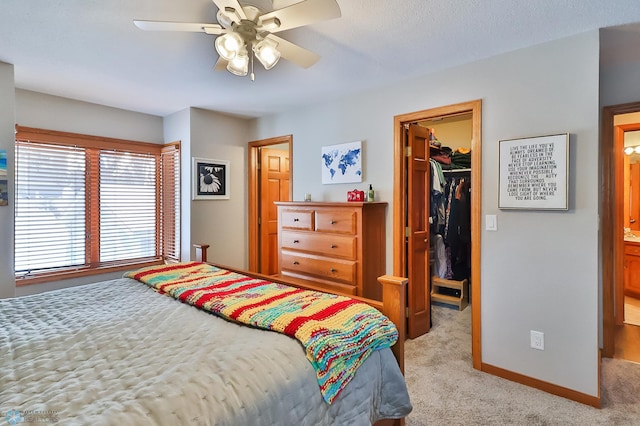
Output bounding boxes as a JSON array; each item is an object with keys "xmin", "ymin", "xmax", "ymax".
[{"xmin": 134, "ymin": 0, "xmax": 341, "ymax": 80}]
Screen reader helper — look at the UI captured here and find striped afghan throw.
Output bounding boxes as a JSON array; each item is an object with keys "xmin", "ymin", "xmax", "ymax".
[{"xmin": 124, "ymin": 261, "xmax": 398, "ymax": 403}]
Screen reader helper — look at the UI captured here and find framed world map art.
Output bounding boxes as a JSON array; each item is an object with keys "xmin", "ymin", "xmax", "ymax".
[{"xmin": 321, "ymin": 141, "xmax": 362, "ymax": 184}]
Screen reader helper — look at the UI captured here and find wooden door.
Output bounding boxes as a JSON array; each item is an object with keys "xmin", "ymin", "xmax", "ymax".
[
  {"xmin": 630, "ymin": 163, "xmax": 640, "ymax": 231},
  {"xmin": 406, "ymin": 123, "xmax": 431, "ymax": 338},
  {"xmin": 260, "ymin": 147, "xmax": 290, "ymax": 275}
]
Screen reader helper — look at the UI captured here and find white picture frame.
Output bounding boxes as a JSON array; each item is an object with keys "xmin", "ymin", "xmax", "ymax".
[
  {"xmin": 192, "ymin": 157, "xmax": 230, "ymax": 200},
  {"xmin": 321, "ymin": 141, "xmax": 363, "ymax": 184},
  {"xmin": 498, "ymin": 133, "xmax": 569, "ymax": 210}
]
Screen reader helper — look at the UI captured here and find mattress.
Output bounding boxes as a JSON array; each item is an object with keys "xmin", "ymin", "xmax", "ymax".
[{"xmin": 0, "ymin": 277, "xmax": 412, "ymax": 425}]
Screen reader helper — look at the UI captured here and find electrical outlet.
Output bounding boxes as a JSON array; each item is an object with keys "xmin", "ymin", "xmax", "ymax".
[{"xmin": 530, "ymin": 330, "xmax": 544, "ymax": 350}]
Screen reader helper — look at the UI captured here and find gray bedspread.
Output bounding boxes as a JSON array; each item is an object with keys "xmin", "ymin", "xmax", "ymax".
[{"xmin": 0, "ymin": 277, "xmax": 411, "ymax": 425}]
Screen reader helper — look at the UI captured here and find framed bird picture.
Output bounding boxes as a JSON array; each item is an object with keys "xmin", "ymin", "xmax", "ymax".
[{"xmin": 192, "ymin": 157, "xmax": 230, "ymax": 200}]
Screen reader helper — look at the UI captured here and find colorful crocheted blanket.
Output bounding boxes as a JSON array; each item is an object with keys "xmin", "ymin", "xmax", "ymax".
[{"xmin": 124, "ymin": 262, "xmax": 398, "ymax": 403}]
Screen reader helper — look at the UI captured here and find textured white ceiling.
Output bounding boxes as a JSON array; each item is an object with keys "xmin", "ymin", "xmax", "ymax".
[{"xmin": 2, "ymin": 0, "xmax": 640, "ymax": 118}]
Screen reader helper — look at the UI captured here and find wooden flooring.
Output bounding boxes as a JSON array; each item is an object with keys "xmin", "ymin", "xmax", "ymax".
[
  {"xmin": 614, "ymin": 297, "xmax": 640, "ymax": 363},
  {"xmin": 625, "ymin": 296, "xmax": 640, "ymax": 326}
]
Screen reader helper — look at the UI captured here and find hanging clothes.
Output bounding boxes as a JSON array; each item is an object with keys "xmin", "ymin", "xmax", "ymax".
[
  {"xmin": 445, "ymin": 177, "xmax": 471, "ymax": 280},
  {"xmin": 429, "ymin": 159, "xmax": 446, "ymax": 231},
  {"xmin": 428, "ymin": 145, "xmax": 471, "ymax": 281},
  {"xmin": 432, "ymin": 234, "xmax": 450, "ymax": 279}
]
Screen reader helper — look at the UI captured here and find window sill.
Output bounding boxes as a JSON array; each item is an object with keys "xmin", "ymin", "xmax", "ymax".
[{"xmin": 15, "ymin": 259, "xmax": 165, "ymax": 286}]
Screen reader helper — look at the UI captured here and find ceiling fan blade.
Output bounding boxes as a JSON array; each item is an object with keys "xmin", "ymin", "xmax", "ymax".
[
  {"xmin": 213, "ymin": 57, "xmax": 229, "ymax": 71},
  {"xmin": 266, "ymin": 34, "xmax": 320, "ymax": 69},
  {"xmin": 134, "ymin": 20, "xmax": 224, "ymax": 34},
  {"xmin": 211, "ymin": 0, "xmax": 247, "ymax": 20},
  {"xmin": 260, "ymin": 0, "xmax": 341, "ymax": 33}
]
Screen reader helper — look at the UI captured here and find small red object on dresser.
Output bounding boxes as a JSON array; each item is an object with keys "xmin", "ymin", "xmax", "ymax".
[{"xmin": 347, "ymin": 189, "xmax": 365, "ymax": 202}]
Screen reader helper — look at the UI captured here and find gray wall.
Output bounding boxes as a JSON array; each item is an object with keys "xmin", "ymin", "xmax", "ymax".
[
  {"xmin": 251, "ymin": 31, "xmax": 601, "ymax": 397},
  {"xmin": 163, "ymin": 108, "xmax": 192, "ymax": 261},
  {"xmin": 0, "ymin": 29, "xmax": 615, "ymax": 399},
  {"xmin": 188, "ymin": 108, "xmax": 252, "ymax": 267},
  {"xmin": 599, "ymin": 23, "xmax": 640, "ymax": 108},
  {"xmin": 15, "ymin": 89, "xmax": 164, "ymax": 143},
  {"xmin": 0, "ymin": 62, "xmax": 15, "ymax": 299}
]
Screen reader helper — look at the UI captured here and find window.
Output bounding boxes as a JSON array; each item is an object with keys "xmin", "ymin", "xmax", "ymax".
[{"xmin": 14, "ymin": 126, "xmax": 180, "ymax": 282}]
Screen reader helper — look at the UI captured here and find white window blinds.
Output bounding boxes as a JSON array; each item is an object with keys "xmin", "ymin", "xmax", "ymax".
[
  {"xmin": 99, "ymin": 150, "xmax": 157, "ymax": 262},
  {"xmin": 14, "ymin": 128, "xmax": 180, "ymax": 280},
  {"xmin": 15, "ymin": 142, "xmax": 86, "ymax": 273},
  {"xmin": 160, "ymin": 146, "xmax": 180, "ymax": 262}
]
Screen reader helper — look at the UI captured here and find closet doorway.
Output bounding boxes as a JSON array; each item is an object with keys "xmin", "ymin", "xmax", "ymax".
[
  {"xmin": 393, "ymin": 99, "xmax": 482, "ymax": 369},
  {"xmin": 602, "ymin": 102, "xmax": 640, "ymax": 363},
  {"xmin": 247, "ymin": 135, "xmax": 292, "ymax": 274}
]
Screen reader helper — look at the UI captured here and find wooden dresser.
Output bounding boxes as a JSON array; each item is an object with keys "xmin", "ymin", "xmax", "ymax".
[{"xmin": 275, "ymin": 201, "xmax": 387, "ymax": 300}]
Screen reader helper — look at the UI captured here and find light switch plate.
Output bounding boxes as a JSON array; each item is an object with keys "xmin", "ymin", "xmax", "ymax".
[{"xmin": 485, "ymin": 214, "xmax": 497, "ymax": 231}]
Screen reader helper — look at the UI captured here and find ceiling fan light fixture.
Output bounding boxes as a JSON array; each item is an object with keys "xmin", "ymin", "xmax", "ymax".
[
  {"xmin": 260, "ymin": 17, "xmax": 281, "ymax": 31},
  {"xmin": 215, "ymin": 32, "xmax": 243, "ymax": 60},
  {"xmin": 217, "ymin": 7, "xmax": 242, "ymax": 28},
  {"xmin": 216, "ymin": 11, "xmax": 233, "ymax": 28},
  {"xmin": 227, "ymin": 47, "xmax": 249, "ymax": 76},
  {"xmin": 254, "ymin": 38, "xmax": 281, "ymax": 70}
]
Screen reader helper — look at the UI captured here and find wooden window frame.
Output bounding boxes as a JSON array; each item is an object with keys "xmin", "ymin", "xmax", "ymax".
[{"xmin": 14, "ymin": 125, "xmax": 180, "ymax": 285}]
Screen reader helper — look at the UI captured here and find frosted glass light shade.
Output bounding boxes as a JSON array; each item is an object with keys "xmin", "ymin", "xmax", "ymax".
[
  {"xmin": 227, "ymin": 47, "xmax": 249, "ymax": 76},
  {"xmin": 215, "ymin": 32, "xmax": 243, "ymax": 60},
  {"xmin": 254, "ymin": 39, "xmax": 280, "ymax": 70}
]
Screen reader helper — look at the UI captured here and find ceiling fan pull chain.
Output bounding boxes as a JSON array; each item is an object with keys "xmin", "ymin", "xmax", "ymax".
[{"xmin": 251, "ymin": 50, "xmax": 255, "ymax": 81}]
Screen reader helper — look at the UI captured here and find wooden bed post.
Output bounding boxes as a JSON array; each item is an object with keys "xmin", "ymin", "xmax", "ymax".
[
  {"xmin": 377, "ymin": 276, "xmax": 408, "ymax": 426},
  {"xmin": 377, "ymin": 275, "xmax": 407, "ymax": 373},
  {"xmin": 193, "ymin": 244, "xmax": 209, "ymax": 262}
]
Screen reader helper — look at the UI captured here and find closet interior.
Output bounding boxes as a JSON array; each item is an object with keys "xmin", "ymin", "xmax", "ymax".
[{"xmin": 422, "ymin": 113, "xmax": 472, "ymax": 311}]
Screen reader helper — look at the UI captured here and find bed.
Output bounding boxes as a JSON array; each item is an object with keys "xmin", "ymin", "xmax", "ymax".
[{"xmin": 0, "ymin": 257, "xmax": 411, "ymax": 425}]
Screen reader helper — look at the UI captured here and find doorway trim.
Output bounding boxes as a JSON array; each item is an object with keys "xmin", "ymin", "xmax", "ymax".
[
  {"xmin": 248, "ymin": 135, "xmax": 293, "ymax": 272},
  {"xmin": 602, "ymin": 101, "xmax": 640, "ymax": 357},
  {"xmin": 393, "ymin": 99, "xmax": 482, "ymax": 368}
]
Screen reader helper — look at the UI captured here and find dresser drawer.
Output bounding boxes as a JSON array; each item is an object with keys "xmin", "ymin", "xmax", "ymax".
[
  {"xmin": 625, "ymin": 243, "xmax": 640, "ymax": 256},
  {"xmin": 280, "ymin": 230, "xmax": 357, "ymax": 259},
  {"xmin": 280, "ymin": 209, "xmax": 314, "ymax": 230},
  {"xmin": 315, "ymin": 210, "xmax": 357, "ymax": 234},
  {"xmin": 280, "ymin": 251, "xmax": 356, "ymax": 285}
]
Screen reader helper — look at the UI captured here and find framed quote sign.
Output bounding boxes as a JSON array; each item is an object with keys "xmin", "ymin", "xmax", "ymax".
[{"xmin": 498, "ymin": 133, "xmax": 569, "ymax": 210}]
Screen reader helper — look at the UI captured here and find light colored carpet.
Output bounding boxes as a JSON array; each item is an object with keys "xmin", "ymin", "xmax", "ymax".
[{"xmin": 404, "ymin": 304, "xmax": 640, "ymax": 425}]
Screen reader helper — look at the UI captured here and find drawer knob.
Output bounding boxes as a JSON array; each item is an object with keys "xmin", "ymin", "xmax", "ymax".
[
  {"xmin": 330, "ymin": 244, "xmax": 336, "ymax": 248},
  {"xmin": 293, "ymin": 261, "xmax": 299, "ymax": 265},
  {"xmin": 293, "ymin": 218, "xmax": 300, "ymax": 222},
  {"xmin": 330, "ymin": 220, "xmax": 336, "ymax": 224},
  {"xmin": 293, "ymin": 240, "xmax": 300, "ymax": 244},
  {"xmin": 330, "ymin": 268, "xmax": 337, "ymax": 273}
]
